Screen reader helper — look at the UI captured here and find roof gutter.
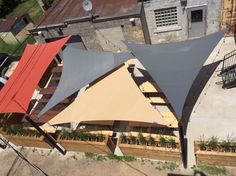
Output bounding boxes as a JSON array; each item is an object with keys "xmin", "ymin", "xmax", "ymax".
[{"xmin": 30, "ymin": 2, "xmax": 142, "ymax": 33}]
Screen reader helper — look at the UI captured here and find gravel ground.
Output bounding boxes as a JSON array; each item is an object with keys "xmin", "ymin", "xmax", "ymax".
[{"xmin": 0, "ymin": 147, "xmax": 235, "ymax": 176}]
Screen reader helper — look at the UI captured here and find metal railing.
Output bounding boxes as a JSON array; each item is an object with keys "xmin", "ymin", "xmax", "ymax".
[{"xmin": 220, "ymin": 49, "xmax": 236, "ymax": 88}]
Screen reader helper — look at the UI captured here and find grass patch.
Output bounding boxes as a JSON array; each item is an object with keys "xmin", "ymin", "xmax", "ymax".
[
  {"xmin": 193, "ymin": 165, "xmax": 227, "ymax": 175},
  {"xmin": 123, "ymin": 156, "xmax": 136, "ymax": 162},
  {"xmin": 155, "ymin": 161, "xmax": 178, "ymax": 171},
  {"xmin": 84, "ymin": 153, "xmax": 136, "ymax": 162},
  {"xmin": 8, "ymin": 0, "xmax": 44, "ymax": 24},
  {"xmin": 162, "ymin": 162, "xmax": 178, "ymax": 171},
  {"xmin": 85, "ymin": 152, "xmax": 97, "ymax": 159},
  {"xmin": 0, "ymin": 36, "xmax": 36, "ymax": 55}
]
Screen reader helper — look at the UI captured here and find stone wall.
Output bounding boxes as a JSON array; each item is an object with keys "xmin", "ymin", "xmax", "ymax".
[{"xmin": 144, "ymin": 0, "xmax": 221, "ymax": 44}]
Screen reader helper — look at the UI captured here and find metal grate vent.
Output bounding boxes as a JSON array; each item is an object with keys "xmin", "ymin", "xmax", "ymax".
[{"xmin": 154, "ymin": 7, "xmax": 178, "ymax": 28}]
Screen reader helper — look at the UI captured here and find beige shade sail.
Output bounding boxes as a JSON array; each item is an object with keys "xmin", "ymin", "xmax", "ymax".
[{"xmin": 49, "ymin": 66, "xmax": 170, "ymax": 126}]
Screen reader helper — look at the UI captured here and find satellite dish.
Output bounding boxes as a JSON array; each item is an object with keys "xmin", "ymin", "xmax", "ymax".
[{"xmin": 82, "ymin": 0, "xmax": 93, "ymax": 12}]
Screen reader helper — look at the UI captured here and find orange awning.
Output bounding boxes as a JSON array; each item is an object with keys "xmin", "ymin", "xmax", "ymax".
[{"xmin": 49, "ymin": 66, "xmax": 170, "ymax": 126}]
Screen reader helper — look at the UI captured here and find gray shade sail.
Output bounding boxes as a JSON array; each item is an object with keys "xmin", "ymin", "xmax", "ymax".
[
  {"xmin": 39, "ymin": 47, "xmax": 133, "ymax": 116},
  {"xmin": 126, "ymin": 30, "xmax": 226, "ymax": 118}
]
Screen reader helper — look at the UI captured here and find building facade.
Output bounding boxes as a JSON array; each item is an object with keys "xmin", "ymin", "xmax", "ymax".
[
  {"xmin": 143, "ymin": 0, "xmax": 222, "ymax": 44},
  {"xmin": 30, "ymin": 0, "xmax": 151, "ymax": 52}
]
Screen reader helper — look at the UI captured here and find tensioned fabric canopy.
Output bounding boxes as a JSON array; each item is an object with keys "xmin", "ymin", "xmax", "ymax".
[
  {"xmin": 48, "ymin": 66, "xmax": 169, "ymax": 126},
  {"xmin": 126, "ymin": 30, "xmax": 226, "ymax": 118},
  {"xmin": 39, "ymin": 47, "xmax": 133, "ymax": 116},
  {"xmin": 0, "ymin": 36, "xmax": 70, "ymax": 114}
]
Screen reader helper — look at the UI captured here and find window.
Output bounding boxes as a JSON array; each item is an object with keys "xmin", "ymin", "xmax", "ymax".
[
  {"xmin": 154, "ymin": 7, "xmax": 178, "ymax": 28},
  {"xmin": 191, "ymin": 10, "xmax": 203, "ymax": 23}
]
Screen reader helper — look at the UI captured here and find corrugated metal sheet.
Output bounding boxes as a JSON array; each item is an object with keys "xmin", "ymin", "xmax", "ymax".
[{"xmin": 38, "ymin": 0, "xmax": 139, "ymax": 27}]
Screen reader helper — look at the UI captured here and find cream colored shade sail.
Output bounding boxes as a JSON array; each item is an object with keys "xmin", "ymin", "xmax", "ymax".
[{"xmin": 49, "ymin": 66, "xmax": 169, "ymax": 126}]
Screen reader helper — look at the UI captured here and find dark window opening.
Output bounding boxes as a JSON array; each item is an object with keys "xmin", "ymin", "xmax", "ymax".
[{"xmin": 191, "ymin": 10, "xmax": 203, "ymax": 23}]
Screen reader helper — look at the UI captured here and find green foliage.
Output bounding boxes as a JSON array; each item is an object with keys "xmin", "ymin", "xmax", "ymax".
[
  {"xmin": 61, "ymin": 130, "xmax": 105, "ymax": 142},
  {"xmin": 159, "ymin": 136, "xmax": 166, "ymax": 147},
  {"xmin": 42, "ymin": 0, "xmax": 53, "ymax": 7},
  {"xmin": 2, "ymin": 0, "xmax": 44, "ymax": 24},
  {"xmin": 2, "ymin": 124, "xmax": 40, "ymax": 137},
  {"xmin": 155, "ymin": 161, "xmax": 178, "ymax": 171},
  {"xmin": 200, "ymin": 135, "xmax": 207, "ymax": 151},
  {"xmin": 193, "ymin": 165, "xmax": 227, "ymax": 175},
  {"xmin": 208, "ymin": 136, "xmax": 219, "ymax": 151},
  {"xmin": 120, "ymin": 133, "xmax": 127, "ymax": 144},
  {"xmin": 162, "ymin": 162, "xmax": 178, "ymax": 171},
  {"xmin": 130, "ymin": 135, "xmax": 137, "ymax": 144},
  {"xmin": 148, "ymin": 135, "xmax": 155, "ymax": 146},
  {"xmin": 96, "ymin": 155, "xmax": 106, "ymax": 161},
  {"xmin": 107, "ymin": 154, "xmax": 123, "ymax": 161},
  {"xmin": 0, "ymin": 0, "xmax": 21, "ymax": 17},
  {"xmin": 0, "ymin": 36, "xmax": 36, "ymax": 56},
  {"xmin": 85, "ymin": 153, "xmax": 136, "ymax": 163},
  {"xmin": 122, "ymin": 156, "xmax": 136, "ymax": 162},
  {"xmin": 85, "ymin": 152, "xmax": 97, "ymax": 159},
  {"xmin": 138, "ymin": 133, "xmax": 146, "ymax": 145},
  {"xmin": 168, "ymin": 138, "xmax": 177, "ymax": 149}
]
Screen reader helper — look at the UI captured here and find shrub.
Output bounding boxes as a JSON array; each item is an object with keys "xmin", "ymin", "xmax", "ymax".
[
  {"xmin": 107, "ymin": 154, "xmax": 122, "ymax": 161},
  {"xmin": 168, "ymin": 138, "xmax": 177, "ymax": 149},
  {"xmin": 85, "ymin": 152, "xmax": 96, "ymax": 159},
  {"xmin": 148, "ymin": 135, "xmax": 155, "ymax": 146},
  {"xmin": 199, "ymin": 135, "xmax": 206, "ymax": 151},
  {"xmin": 208, "ymin": 136, "xmax": 219, "ymax": 151},
  {"xmin": 159, "ymin": 136, "xmax": 167, "ymax": 147},
  {"xmin": 98, "ymin": 134, "xmax": 105, "ymax": 142},
  {"xmin": 130, "ymin": 135, "xmax": 137, "ymax": 144},
  {"xmin": 138, "ymin": 133, "xmax": 146, "ymax": 145},
  {"xmin": 122, "ymin": 156, "xmax": 136, "ymax": 162},
  {"xmin": 2, "ymin": 125, "xmax": 40, "ymax": 137},
  {"xmin": 120, "ymin": 133, "xmax": 127, "ymax": 144},
  {"xmin": 222, "ymin": 140, "xmax": 231, "ymax": 152}
]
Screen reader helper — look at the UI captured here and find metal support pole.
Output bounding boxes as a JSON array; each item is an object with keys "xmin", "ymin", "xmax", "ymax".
[
  {"xmin": 178, "ymin": 122, "xmax": 187, "ymax": 168},
  {"xmin": 25, "ymin": 116, "xmax": 66, "ymax": 155}
]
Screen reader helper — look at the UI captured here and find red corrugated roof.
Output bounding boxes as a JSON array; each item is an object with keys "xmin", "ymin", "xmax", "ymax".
[
  {"xmin": 38, "ymin": 0, "xmax": 139, "ymax": 27},
  {"xmin": 0, "ymin": 36, "xmax": 70, "ymax": 114}
]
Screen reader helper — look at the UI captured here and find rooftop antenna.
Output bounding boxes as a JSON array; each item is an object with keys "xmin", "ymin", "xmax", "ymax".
[{"xmin": 82, "ymin": 0, "xmax": 93, "ymax": 15}]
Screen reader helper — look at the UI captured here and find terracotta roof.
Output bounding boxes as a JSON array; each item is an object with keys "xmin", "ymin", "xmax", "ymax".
[
  {"xmin": 37, "ymin": 0, "xmax": 140, "ymax": 27},
  {"xmin": 0, "ymin": 14, "xmax": 28, "ymax": 33}
]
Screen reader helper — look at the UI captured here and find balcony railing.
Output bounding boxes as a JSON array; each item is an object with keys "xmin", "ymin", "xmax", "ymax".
[{"xmin": 220, "ymin": 49, "xmax": 236, "ymax": 89}]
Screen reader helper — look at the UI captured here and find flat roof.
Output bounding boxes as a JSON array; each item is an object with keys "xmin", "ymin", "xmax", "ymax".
[
  {"xmin": 0, "ymin": 14, "xmax": 28, "ymax": 33},
  {"xmin": 36, "ymin": 0, "xmax": 141, "ymax": 28}
]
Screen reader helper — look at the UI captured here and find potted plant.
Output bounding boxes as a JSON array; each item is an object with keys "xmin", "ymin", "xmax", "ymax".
[
  {"xmin": 98, "ymin": 134, "xmax": 105, "ymax": 142},
  {"xmin": 120, "ymin": 133, "xmax": 127, "ymax": 144},
  {"xmin": 159, "ymin": 136, "xmax": 167, "ymax": 147},
  {"xmin": 208, "ymin": 136, "xmax": 219, "ymax": 151},
  {"xmin": 199, "ymin": 135, "xmax": 207, "ymax": 151},
  {"xmin": 130, "ymin": 135, "xmax": 137, "ymax": 145},
  {"xmin": 147, "ymin": 135, "xmax": 155, "ymax": 146},
  {"xmin": 168, "ymin": 138, "xmax": 177, "ymax": 149},
  {"xmin": 138, "ymin": 133, "xmax": 147, "ymax": 145}
]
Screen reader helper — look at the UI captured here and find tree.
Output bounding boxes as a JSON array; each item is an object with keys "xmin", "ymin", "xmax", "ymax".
[{"xmin": 0, "ymin": 0, "xmax": 21, "ymax": 18}]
